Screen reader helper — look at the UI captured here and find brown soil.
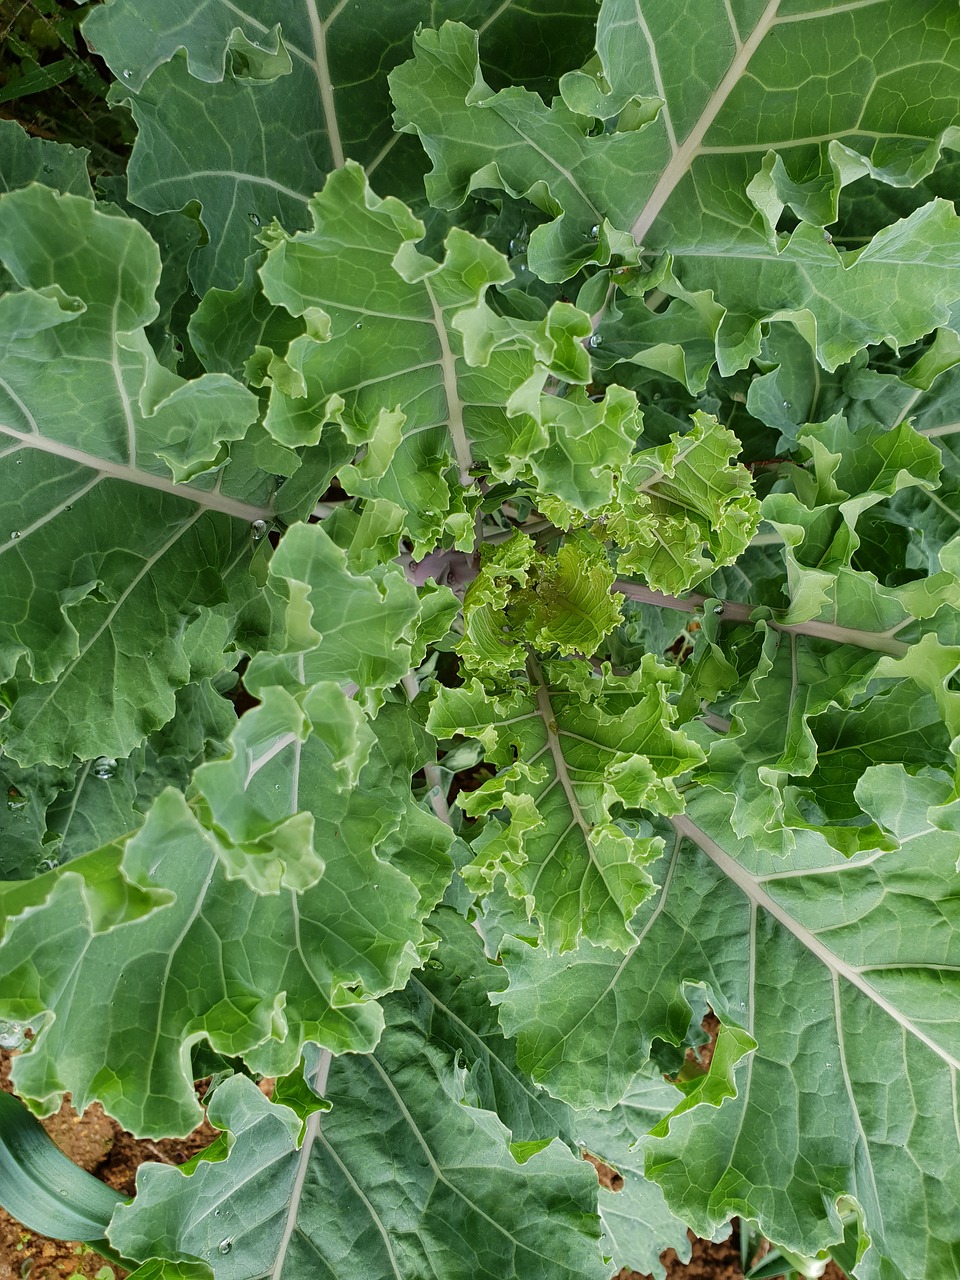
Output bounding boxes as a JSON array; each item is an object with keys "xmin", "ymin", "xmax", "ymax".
[{"xmin": 0, "ymin": 1051, "xmax": 216, "ymax": 1280}]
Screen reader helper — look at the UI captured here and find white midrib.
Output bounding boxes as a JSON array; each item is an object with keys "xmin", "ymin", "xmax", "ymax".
[
  {"xmin": 631, "ymin": 0, "xmax": 781, "ymax": 244},
  {"xmin": 424, "ymin": 277, "xmax": 473, "ymax": 485},
  {"xmin": 526, "ymin": 657, "xmax": 591, "ymax": 844},
  {"xmin": 671, "ymin": 813, "xmax": 960, "ymax": 1073},
  {"xmin": 269, "ymin": 1048, "xmax": 333, "ymax": 1280},
  {"xmin": 0, "ymin": 425, "xmax": 273, "ymax": 523},
  {"xmin": 307, "ymin": 0, "xmax": 348, "ymax": 168}
]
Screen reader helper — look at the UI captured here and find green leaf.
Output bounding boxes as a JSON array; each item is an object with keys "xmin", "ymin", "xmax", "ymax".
[
  {"xmin": 409, "ymin": 909, "xmax": 696, "ymax": 1279},
  {"xmin": 595, "ymin": 412, "xmax": 760, "ymax": 595},
  {"xmin": 86, "ymin": 0, "xmax": 599, "ymax": 291},
  {"xmin": 107, "ymin": 1001, "xmax": 609, "ymax": 1280},
  {"xmin": 0, "ymin": 780, "xmax": 430, "ymax": 1135},
  {"xmin": 0, "ymin": 1087, "xmax": 126, "ymax": 1245},
  {"xmin": 0, "ymin": 119, "xmax": 92, "ymax": 197},
  {"xmin": 459, "ymin": 530, "xmax": 622, "ymax": 675},
  {"xmin": 249, "ymin": 520, "xmax": 458, "ymax": 712},
  {"xmin": 391, "ymin": 4, "xmax": 960, "ymax": 286},
  {"xmin": 428, "ymin": 655, "xmax": 704, "ymax": 952},
  {"xmin": 497, "ymin": 773, "xmax": 960, "ymax": 1279},
  {"xmin": 0, "ymin": 185, "xmax": 265, "ymax": 767}
]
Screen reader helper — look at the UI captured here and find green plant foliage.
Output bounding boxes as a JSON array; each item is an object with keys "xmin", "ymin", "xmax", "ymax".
[{"xmin": 5, "ymin": 1, "xmax": 960, "ymax": 1278}]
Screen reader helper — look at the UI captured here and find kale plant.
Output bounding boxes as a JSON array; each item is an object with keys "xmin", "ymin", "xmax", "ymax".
[{"xmin": 1, "ymin": 2, "xmax": 960, "ymax": 1278}]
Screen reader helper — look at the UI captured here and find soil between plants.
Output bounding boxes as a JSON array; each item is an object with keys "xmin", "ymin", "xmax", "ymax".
[{"xmin": 1, "ymin": 1049, "xmax": 845, "ymax": 1280}]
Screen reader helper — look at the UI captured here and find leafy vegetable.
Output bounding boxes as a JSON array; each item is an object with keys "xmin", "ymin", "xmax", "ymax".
[{"xmin": 2, "ymin": 2, "xmax": 960, "ymax": 1278}]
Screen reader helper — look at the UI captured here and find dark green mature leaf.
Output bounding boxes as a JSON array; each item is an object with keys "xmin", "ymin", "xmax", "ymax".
[
  {"xmin": 0, "ymin": 185, "xmax": 265, "ymax": 767},
  {"xmin": 0, "ymin": 119, "xmax": 93, "ymax": 197},
  {"xmin": 497, "ymin": 774, "xmax": 960, "ymax": 1280},
  {"xmin": 84, "ymin": 0, "xmax": 599, "ymax": 291},
  {"xmin": 0, "ymin": 736, "xmax": 441, "ymax": 1133},
  {"xmin": 106, "ymin": 998, "xmax": 609, "ymax": 1280}
]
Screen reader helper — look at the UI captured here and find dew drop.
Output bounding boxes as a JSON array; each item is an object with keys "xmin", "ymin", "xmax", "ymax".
[
  {"xmin": 65, "ymin": 505, "xmax": 73, "ymax": 512},
  {"xmin": 425, "ymin": 957, "xmax": 444, "ymax": 971},
  {"xmin": 10, "ymin": 531, "xmax": 21, "ymax": 540},
  {"xmin": 354, "ymin": 321, "xmax": 363, "ymax": 329},
  {"xmin": 218, "ymin": 1240, "xmax": 233, "ymax": 1255},
  {"xmin": 250, "ymin": 519, "xmax": 268, "ymax": 542},
  {"xmin": 213, "ymin": 1209, "xmax": 222, "ymax": 1218},
  {"xmin": 92, "ymin": 756, "xmax": 118, "ymax": 780},
  {"xmin": 587, "ymin": 224, "xmax": 600, "ymax": 239},
  {"xmin": 6, "ymin": 787, "xmax": 26, "ymax": 812},
  {"xmin": 122, "ymin": 69, "xmax": 132, "ymax": 79},
  {"xmin": 42, "ymin": 163, "xmax": 53, "ymax": 174},
  {"xmin": 588, "ymin": 334, "xmax": 602, "ymax": 349},
  {"xmin": 0, "ymin": 1020, "xmax": 28, "ymax": 1050},
  {"xmin": 248, "ymin": 211, "xmax": 261, "ymax": 227}
]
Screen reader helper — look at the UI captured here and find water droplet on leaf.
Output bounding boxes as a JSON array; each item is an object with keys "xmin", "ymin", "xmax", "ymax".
[
  {"xmin": 354, "ymin": 321, "xmax": 363, "ymax": 329},
  {"xmin": 10, "ymin": 531, "xmax": 21, "ymax": 540},
  {"xmin": 425, "ymin": 957, "xmax": 444, "ymax": 971},
  {"xmin": 0, "ymin": 1021, "xmax": 28, "ymax": 1050},
  {"xmin": 218, "ymin": 1240, "xmax": 233, "ymax": 1255},
  {"xmin": 588, "ymin": 334, "xmax": 602, "ymax": 349},
  {"xmin": 6, "ymin": 787, "xmax": 26, "ymax": 811},
  {"xmin": 587, "ymin": 224, "xmax": 600, "ymax": 239},
  {"xmin": 248, "ymin": 212, "xmax": 261, "ymax": 227},
  {"xmin": 122, "ymin": 69, "xmax": 132, "ymax": 79},
  {"xmin": 250, "ymin": 519, "xmax": 268, "ymax": 542},
  {"xmin": 92, "ymin": 756, "xmax": 118, "ymax": 780}
]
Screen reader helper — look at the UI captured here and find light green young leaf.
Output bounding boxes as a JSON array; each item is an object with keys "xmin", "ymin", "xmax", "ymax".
[
  {"xmin": 497, "ymin": 772, "xmax": 960, "ymax": 1280},
  {"xmin": 591, "ymin": 412, "xmax": 760, "ymax": 596},
  {"xmin": 459, "ymin": 530, "xmax": 622, "ymax": 675},
  {"xmin": 107, "ymin": 1000, "xmax": 609, "ymax": 1280},
  {"xmin": 0, "ymin": 186, "xmax": 266, "ymax": 768},
  {"xmin": 428, "ymin": 655, "xmax": 704, "ymax": 952}
]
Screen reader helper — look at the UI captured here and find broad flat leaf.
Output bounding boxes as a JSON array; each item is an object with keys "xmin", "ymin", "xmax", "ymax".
[
  {"xmin": 85, "ymin": 0, "xmax": 599, "ymax": 291},
  {"xmin": 190, "ymin": 682, "xmax": 371, "ymax": 893},
  {"xmin": 760, "ymin": 415, "xmax": 957, "ymax": 627},
  {"xmin": 0, "ymin": 119, "xmax": 92, "ymax": 197},
  {"xmin": 0, "ymin": 185, "xmax": 266, "ymax": 767},
  {"xmin": 700, "ymin": 625, "xmax": 930, "ymax": 855},
  {"xmin": 677, "ymin": 202, "xmax": 960, "ymax": 374},
  {"xmin": 496, "ymin": 769, "xmax": 960, "ymax": 1280},
  {"xmin": 428, "ymin": 655, "xmax": 704, "ymax": 952},
  {"xmin": 257, "ymin": 163, "xmax": 615, "ymax": 556},
  {"xmin": 0, "ymin": 679, "xmax": 236, "ymax": 882},
  {"xmin": 0, "ymin": 758, "xmax": 439, "ymax": 1134},
  {"xmin": 391, "ymin": 4, "xmax": 960, "ymax": 283},
  {"xmin": 411, "ymin": 908, "xmax": 694, "ymax": 1279},
  {"xmin": 577, "ymin": 1074, "xmax": 707, "ymax": 1279},
  {"xmin": 106, "ymin": 999, "xmax": 609, "ymax": 1280}
]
